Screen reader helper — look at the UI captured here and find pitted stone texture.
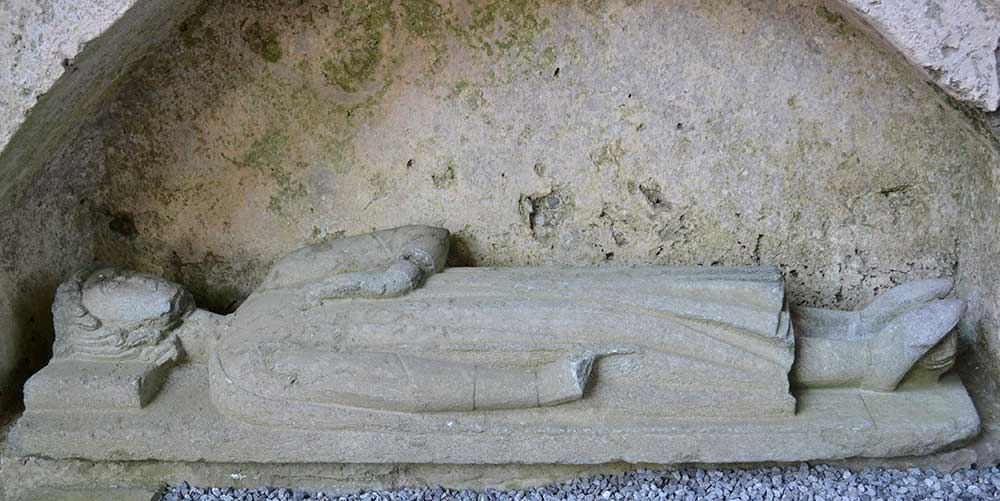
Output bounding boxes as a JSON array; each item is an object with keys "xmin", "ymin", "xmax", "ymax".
[
  {"xmin": 3, "ymin": 0, "xmax": 999, "ymax": 165},
  {"xmin": 216, "ymin": 265, "xmax": 796, "ymax": 424},
  {"xmin": 23, "ymin": 359, "xmax": 172, "ymax": 410},
  {"xmin": 0, "ymin": 0, "xmax": 999, "ymax": 460},
  {"xmin": 83, "ymin": 0, "xmax": 995, "ymax": 317},
  {"xmin": 50, "ymin": 266, "xmax": 193, "ymax": 364},
  {"xmin": 0, "ymin": 0, "xmax": 200, "ymax": 409},
  {"xmin": 0, "ymin": 0, "xmax": 139, "ymax": 153},
  {"xmin": 834, "ymin": 0, "xmax": 1000, "ymax": 111},
  {"xmin": 9, "ymin": 230, "xmax": 977, "ymax": 466}
]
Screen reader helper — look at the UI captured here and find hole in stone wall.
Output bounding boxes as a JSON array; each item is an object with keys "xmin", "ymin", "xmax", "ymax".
[{"xmin": 107, "ymin": 212, "xmax": 137, "ymax": 239}]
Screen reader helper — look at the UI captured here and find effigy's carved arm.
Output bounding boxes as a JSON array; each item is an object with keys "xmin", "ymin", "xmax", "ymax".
[
  {"xmin": 267, "ymin": 351, "xmax": 599, "ymax": 412},
  {"xmin": 261, "ymin": 225, "xmax": 450, "ymax": 300}
]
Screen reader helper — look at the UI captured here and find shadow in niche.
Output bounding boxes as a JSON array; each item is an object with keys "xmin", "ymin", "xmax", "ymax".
[
  {"xmin": 958, "ymin": 316, "xmax": 1000, "ymax": 451},
  {"xmin": 159, "ymin": 250, "xmax": 261, "ymax": 315},
  {"xmin": 95, "ymin": 208, "xmax": 255, "ymax": 316},
  {"xmin": 184, "ymin": 282, "xmax": 247, "ymax": 316},
  {"xmin": 1, "ymin": 277, "xmax": 58, "ymax": 419},
  {"xmin": 445, "ymin": 232, "xmax": 478, "ymax": 268}
]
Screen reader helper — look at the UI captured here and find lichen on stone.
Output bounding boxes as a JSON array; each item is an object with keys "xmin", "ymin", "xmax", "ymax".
[
  {"xmin": 432, "ymin": 159, "xmax": 457, "ymax": 188},
  {"xmin": 240, "ymin": 19, "xmax": 283, "ymax": 63},
  {"xmin": 179, "ymin": 1, "xmax": 214, "ymax": 48},
  {"xmin": 450, "ymin": 0, "xmax": 551, "ymax": 57},
  {"xmin": 322, "ymin": 0, "xmax": 395, "ymax": 92},
  {"xmin": 590, "ymin": 139, "xmax": 626, "ymax": 170},
  {"xmin": 402, "ymin": 0, "xmax": 444, "ymax": 37}
]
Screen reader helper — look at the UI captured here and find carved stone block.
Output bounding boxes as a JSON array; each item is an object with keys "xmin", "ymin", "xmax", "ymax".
[{"xmin": 24, "ymin": 360, "xmax": 173, "ymax": 410}]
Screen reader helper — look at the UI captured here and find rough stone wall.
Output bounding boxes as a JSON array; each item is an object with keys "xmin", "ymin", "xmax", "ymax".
[
  {"xmin": 957, "ymin": 126, "xmax": 1000, "ymax": 456},
  {"xmin": 830, "ymin": 0, "xmax": 1000, "ymax": 112},
  {"xmin": 0, "ymin": 137, "xmax": 100, "ymax": 408},
  {"xmin": 4, "ymin": 0, "xmax": 998, "ymax": 169},
  {"xmin": 77, "ymin": 0, "xmax": 996, "ymax": 317},
  {"xmin": 0, "ymin": 0, "xmax": 138, "ymax": 155},
  {"xmin": 0, "ymin": 0, "xmax": 200, "ymax": 406}
]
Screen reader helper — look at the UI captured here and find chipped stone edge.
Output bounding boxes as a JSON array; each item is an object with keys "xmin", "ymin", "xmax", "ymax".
[{"xmin": 826, "ymin": 0, "xmax": 1000, "ymax": 112}]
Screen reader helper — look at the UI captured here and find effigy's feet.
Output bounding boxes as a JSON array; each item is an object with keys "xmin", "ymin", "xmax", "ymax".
[
  {"xmin": 856, "ymin": 278, "xmax": 954, "ymax": 336},
  {"xmin": 859, "ymin": 279, "xmax": 964, "ymax": 391}
]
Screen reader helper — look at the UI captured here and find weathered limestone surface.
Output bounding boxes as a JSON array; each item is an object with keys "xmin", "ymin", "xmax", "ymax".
[
  {"xmin": 0, "ymin": 0, "xmax": 199, "ymax": 408},
  {"xmin": 831, "ymin": 0, "xmax": 1000, "ymax": 111},
  {"xmin": 0, "ymin": 0, "xmax": 138, "ymax": 153},
  {"xmin": 0, "ymin": 0, "xmax": 997, "ymax": 415},
  {"xmin": 8, "ymin": 365, "xmax": 980, "ymax": 464},
  {"xmin": 3, "ymin": 0, "xmax": 997, "ymax": 164},
  {"xmin": 955, "ymin": 116, "xmax": 1000, "ymax": 461},
  {"xmin": 218, "ymin": 265, "xmax": 797, "ymax": 422},
  {"xmin": 22, "ymin": 360, "xmax": 173, "ymax": 410},
  {"xmin": 78, "ymin": 0, "xmax": 995, "ymax": 315},
  {"xmin": 0, "ymin": 0, "xmax": 999, "ymax": 494},
  {"xmin": 19, "ymin": 265, "xmax": 192, "ymax": 414},
  {"xmin": 0, "ymin": 0, "xmax": 201, "ymax": 197}
]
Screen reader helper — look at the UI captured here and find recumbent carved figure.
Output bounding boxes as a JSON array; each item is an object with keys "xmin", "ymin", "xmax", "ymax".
[{"xmin": 31, "ymin": 225, "xmax": 962, "ymax": 422}]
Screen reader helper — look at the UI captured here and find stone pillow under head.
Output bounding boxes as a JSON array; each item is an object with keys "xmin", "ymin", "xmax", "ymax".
[{"xmin": 52, "ymin": 265, "xmax": 193, "ymax": 364}]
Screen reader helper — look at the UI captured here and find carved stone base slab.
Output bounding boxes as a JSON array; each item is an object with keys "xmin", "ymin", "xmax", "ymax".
[
  {"xmin": 7, "ymin": 365, "xmax": 979, "ymax": 464},
  {"xmin": 0, "ymin": 450, "xmax": 984, "ymax": 501}
]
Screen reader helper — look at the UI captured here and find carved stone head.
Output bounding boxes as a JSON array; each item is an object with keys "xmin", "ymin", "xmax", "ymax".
[{"xmin": 51, "ymin": 265, "xmax": 194, "ymax": 365}]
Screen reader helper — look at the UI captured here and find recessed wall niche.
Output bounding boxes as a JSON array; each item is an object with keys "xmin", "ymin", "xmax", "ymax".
[
  {"xmin": 2, "ymin": 0, "xmax": 1000, "ymax": 497},
  {"xmin": 82, "ymin": 0, "xmax": 993, "ymax": 313}
]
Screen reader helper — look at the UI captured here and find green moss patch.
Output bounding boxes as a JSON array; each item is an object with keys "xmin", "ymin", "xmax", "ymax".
[
  {"xmin": 240, "ymin": 20, "xmax": 283, "ymax": 63},
  {"xmin": 322, "ymin": 0, "xmax": 395, "ymax": 92},
  {"xmin": 402, "ymin": 0, "xmax": 444, "ymax": 37}
]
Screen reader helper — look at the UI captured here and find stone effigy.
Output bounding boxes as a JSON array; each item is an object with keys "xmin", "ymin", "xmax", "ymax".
[{"xmin": 9, "ymin": 225, "xmax": 979, "ymax": 466}]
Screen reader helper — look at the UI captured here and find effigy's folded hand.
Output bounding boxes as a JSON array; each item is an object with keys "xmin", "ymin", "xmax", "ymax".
[
  {"xmin": 261, "ymin": 225, "xmax": 450, "ymax": 303},
  {"xmin": 306, "ymin": 256, "xmax": 425, "ymax": 301}
]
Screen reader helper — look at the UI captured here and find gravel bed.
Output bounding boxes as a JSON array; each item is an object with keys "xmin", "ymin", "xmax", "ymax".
[{"xmin": 162, "ymin": 463, "xmax": 1000, "ymax": 500}]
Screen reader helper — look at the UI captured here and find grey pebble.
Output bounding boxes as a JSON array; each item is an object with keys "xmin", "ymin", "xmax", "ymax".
[{"xmin": 161, "ymin": 464, "xmax": 1000, "ymax": 501}]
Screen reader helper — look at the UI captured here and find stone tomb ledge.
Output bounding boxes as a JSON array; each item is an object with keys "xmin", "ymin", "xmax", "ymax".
[
  {"xmin": 0, "ymin": 363, "xmax": 982, "ymax": 500},
  {"xmin": 5, "ymin": 364, "xmax": 980, "ymax": 465},
  {"xmin": 0, "ymin": 451, "xmax": 985, "ymax": 501}
]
